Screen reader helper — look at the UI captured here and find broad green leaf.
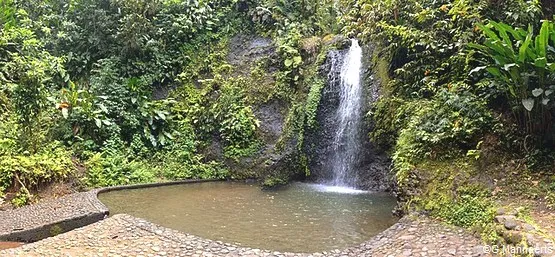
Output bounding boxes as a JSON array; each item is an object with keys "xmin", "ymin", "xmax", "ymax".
[
  {"xmin": 293, "ymin": 56, "xmax": 302, "ymax": 65},
  {"xmin": 94, "ymin": 118, "xmax": 102, "ymax": 128},
  {"xmin": 155, "ymin": 110, "xmax": 166, "ymax": 120},
  {"xmin": 518, "ymin": 27, "xmax": 533, "ymax": 62},
  {"xmin": 532, "ymin": 88, "xmax": 544, "ymax": 97},
  {"xmin": 163, "ymin": 131, "xmax": 174, "ymax": 140},
  {"xmin": 98, "ymin": 104, "xmax": 108, "ymax": 113},
  {"xmin": 500, "ymin": 23, "xmax": 525, "ymax": 41},
  {"xmin": 480, "ymin": 24, "xmax": 501, "ymax": 42},
  {"xmin": 468, "ymin": 43, "xmax": 490, "ymax": 52},
  {"xmin": 159, "ymin": 134, "xmax": 166, "ymax": 146},
  {"xmin": 491, "ymin": 21, "xmax": 514, "ymax": 56},
  {"xmin": 486, "ymin": 67, "xmax": 502, "ymax": 77},
  {"xmin": 522, "ymin": 98, "xmax": 534, "ymax": 111},
  {"xmin": 537, "ymin": 20, "xmax": 550, "ymax": 58},
  {"xmin": 61, "ymin": 108, "xmax": 68, "ymax": 118},
  {"xmin": 535, "ymin": 57, "xmax": 547, "ymax": 68},
  {"xmin": 484, "ymin": 40, "xmax": 511, "ymax": 60},
  {"xmin": 284, "ymin": 59, "xmax": 292, "ymax": 67}
]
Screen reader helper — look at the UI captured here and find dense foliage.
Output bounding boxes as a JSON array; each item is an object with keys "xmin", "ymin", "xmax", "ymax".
[
  {"xmin": 0, "ymin": 0, "xmax": 343, "ymax": 205},
  {"xmin": 3, "ymin": 3, "xmax": 555, "ymax": 252},
  {"xmin": 339, "ymin": 0, "xmax": 554, "ymax": 171},
  {"xmin": 0, "ymin": 0, "xmax": 256, "ymax": 205},
  {"xmin": 471, "ymin": 20, "xmax": 555, "ymax": 135},
  {"xmin": 335, "ymin": 0, "xmax": 555, "ymax": 244}
]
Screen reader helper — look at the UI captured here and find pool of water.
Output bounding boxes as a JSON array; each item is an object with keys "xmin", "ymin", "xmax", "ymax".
[{"xmin": 98, "ymin": 182, "xmax": 398, "ymax": 252}]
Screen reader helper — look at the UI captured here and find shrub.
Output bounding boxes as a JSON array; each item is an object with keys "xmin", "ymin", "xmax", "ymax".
[
  {"xmin": 438, "ymin": 194, "xmax": 494, "ymax": 228},
  {"xmin": 215, "ymin": 79, "xmax": 260, "ymax": 156},
  {"xmin": 1, "ymin": 9, "xmax": 66, "ymax": 152},
  {"xmin": 470, "ymin": 20, "xmax": 555, "ymax": 135},
  {"xmin": 176, "ymin": 73, "xmax": 261, "ymax": 159},
  {"xmin": 393, "ymin": 89, "xmax": 493, "ymax": 182},
  {"xmin": 435, "ymin": 185, "xmax": 494, "ymax": 228},
  {"xmin": 369, "ymin": 97, "xmax": 413, "ymax": 150},
  {"xmin": 158, "ymin": 159, "xmax": 228, "ymax": 181},
  {"xmin": 0, "ymin": 141, "xmax": 75, "ymax": 205},
  {"xmin": 83, "ymin": 152, "xmax": 155, "ymax": 188},
  {"xmin": 149, "ymin": 120, "xmax": 229, "ymax": 180},
  {"xmin": 262, "ymin": 175, "xmax": 288, "ymax": 189}
]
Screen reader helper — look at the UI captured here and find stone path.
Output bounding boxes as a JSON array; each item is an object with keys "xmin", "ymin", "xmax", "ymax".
[
  {"xmin": 0, "ymin": 191, "xmax": 107, "ymax": 242},
  {"xmin": 0, "ymin": 214, "xmax": 492, "ymax": 257}
]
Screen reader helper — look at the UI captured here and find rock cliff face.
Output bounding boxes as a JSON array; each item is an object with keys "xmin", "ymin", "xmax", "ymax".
[
  {"xmin": 304, "ymin": 43, "xmax": 392, "ymax": 191},
  {"xmin": 203, "ymin": 34, "xmax": 392, "ymax": 189},
  {"xmin": 203, "ymin": 34, "xmax": 298, "ymax": 180},
  {"xmin": 543, "ymin": 0, "xmax": 554, "ymax": 18}
]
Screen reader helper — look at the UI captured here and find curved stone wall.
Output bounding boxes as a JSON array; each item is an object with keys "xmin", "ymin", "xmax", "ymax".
[{"xmin": 0, "ymin": 179, "xmax": 222, "ymax": 242}]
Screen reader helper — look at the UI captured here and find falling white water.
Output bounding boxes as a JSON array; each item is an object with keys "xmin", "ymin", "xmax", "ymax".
[{"xmin": 330, "ymin": 39, "xmax": 363, "ymax": 188}]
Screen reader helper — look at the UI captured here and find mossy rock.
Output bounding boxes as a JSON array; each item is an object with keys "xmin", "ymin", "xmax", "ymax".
[{"xmin": 261, "ymin": 176, "xmax": 288, "ymax": 189}]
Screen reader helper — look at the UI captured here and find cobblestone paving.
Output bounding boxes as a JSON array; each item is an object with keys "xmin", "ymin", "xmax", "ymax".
[
  {"xmin": 0, "ymin": 214, "xmax": 492, "ymax": 257},
  {"xmin": 0, "ymin": 191, "xmax": 107, "ymax": 241}
]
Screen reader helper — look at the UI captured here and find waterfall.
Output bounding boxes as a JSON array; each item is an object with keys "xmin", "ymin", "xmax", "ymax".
[
  {"xmin": 307, "ymin": 38, "xmax": 389, "ymax": 192},
  {"xmin": 329, "ymin": 39, "xmax": 363, "ymax": 187}
]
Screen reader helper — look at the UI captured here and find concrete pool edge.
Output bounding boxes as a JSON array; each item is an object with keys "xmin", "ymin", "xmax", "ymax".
[{"xmin": 0, "ymin": 179, "xmax": 223, "ymax": 242}]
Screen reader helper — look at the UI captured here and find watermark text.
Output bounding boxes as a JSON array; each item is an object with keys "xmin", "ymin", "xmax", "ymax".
[{"xmin": 482, "ymin": 245, "xmax": 554, "ymax": 255}]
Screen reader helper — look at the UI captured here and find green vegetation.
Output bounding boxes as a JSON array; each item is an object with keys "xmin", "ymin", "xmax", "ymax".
[
  {"xmin": 340, "ymin": 0, "xmax": 555, "ymax": 248},
  {"xmin": 3, "ymin": 0, "xmax": 555, "ymax": 253},
  {"xmin": 0, "ymin": 0, "xmax": 342, "ymax": 204},
  {"xmin": 471, "ymin": 20, "xmax": 555, "ymax": 135},
  {"xmin": 0, "ymin": 0, "xmax": 255, "ymax": 204},
  {"xmin": 405, "ymin": 159, "xmax": 495, "ymax": 228}
]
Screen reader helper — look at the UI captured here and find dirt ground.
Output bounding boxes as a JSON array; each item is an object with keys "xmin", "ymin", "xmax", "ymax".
[
  {"xmin": 0, "ymin": 181, "xmax": 79, "ymax": 211},
  {"xmin": 0, "ymin": 242, "xmax": 24, "ymax": 251}
]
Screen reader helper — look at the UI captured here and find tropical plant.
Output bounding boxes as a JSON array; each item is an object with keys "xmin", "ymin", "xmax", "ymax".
[
  {"xmin": 470, "ymin": 20, "xmax": 555, "ymax": 134},
  {"xmin": 393, "ymin": 89, "xmax": 493, "ymax": 183},
  {"xmin": 83, "ymin": 152, "xmax": 155, "ymax": 187},
  {"xmin": 1, "ymin": 9, "xmax": 66, "ymax": 152}
]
